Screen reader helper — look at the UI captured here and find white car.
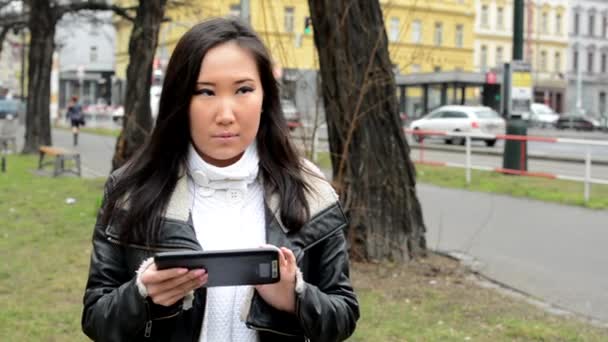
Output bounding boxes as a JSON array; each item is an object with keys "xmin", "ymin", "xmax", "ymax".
[
  {"xmin": 409, "ymin": 105, "xmax": 506, "ymax": 147},
  {"xmin": 281, "ymin": 99, "xmax": 301, "ymax": 130},
  {"xmin": 529, "ymin": 103, "xmax": 560, "ymax": 128}
]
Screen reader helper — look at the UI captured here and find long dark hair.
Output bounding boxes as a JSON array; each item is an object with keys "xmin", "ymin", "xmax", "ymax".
[{"xmin": 101, "ymin": 17, "xmax": 311, "ymax": 244}]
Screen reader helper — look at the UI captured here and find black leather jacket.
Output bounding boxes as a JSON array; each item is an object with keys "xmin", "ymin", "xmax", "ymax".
[{"xmin": 81, "ymin": 171, "xmax": 359, "ymax": 342}]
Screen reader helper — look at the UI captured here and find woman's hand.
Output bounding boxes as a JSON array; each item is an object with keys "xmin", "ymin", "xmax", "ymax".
[
  {"xmin": 140, "ymin": 264, "xmax": 208, "ymax": 307},
  {"xmin": 255, "ymin": 247, "xmax": 298, "ymax": 313}
]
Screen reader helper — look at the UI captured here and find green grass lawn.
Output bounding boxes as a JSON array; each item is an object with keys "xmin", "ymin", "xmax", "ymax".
[
  {"xmin": 1, "ymin": 155, "xmax": 607, "ymax": 341},
  {"xmin": 314, "ymin": 151, "xmax": 608, "ymax": 210},
  {"xmin": 415, "ymin": 164, "xmax": 608, "ymax": 210}
]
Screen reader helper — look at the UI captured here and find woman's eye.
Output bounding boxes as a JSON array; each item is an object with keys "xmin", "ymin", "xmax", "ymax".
[
  {"xmin": 194, "ymin": 89, "xmax": 214, "ymax": 96},
  {"xmin": 236, "ymin": 86, "xmax": 254, "ymax": 94}
]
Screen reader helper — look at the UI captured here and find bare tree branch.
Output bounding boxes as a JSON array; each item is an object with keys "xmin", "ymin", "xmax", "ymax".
[{"xmin": 53, "ymin": 1, "xmax": 136, "ymax": 22}]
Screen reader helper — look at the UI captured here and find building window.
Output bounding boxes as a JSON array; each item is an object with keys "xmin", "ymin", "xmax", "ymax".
[
  {"xmin": 602, "ymin": 53, "xmax": 607, "ymax": 73},
  {"xmin": 497, "ymin": 7, "xmax": 504, "ymax": 30},
  {"xmin": 555, "ymin": 52, "xmax": 561, "ymax": 73},
  {"xmin": 496, "ymin": 46, "xmax": 503, "ymax": 66},
  {"xmin": 90, "ymin": 46, "xmax": 97, "ymax": 63},
  {"xmin": 229, "ymin": 4, "xmax": 240, "ymax": 17},
  {"xmin": 600, "ymin": 92, "xmax": 607, "ymax": 115},
  {"xmin": 434, "ymin": 22, "xmax": 443, "ymax": 46},
  {"xmin": 574, "ymin": 12, "xmax": 580, "ymax": 35},
  {"xmin": 412, "ymin": 20, "xmax": 422, "ymax": 43},
  {"xmin": 284, "ymin": 7, "xmax": 294, "ymax": 33},
  {"xmin": 603, "ymin": 16, "xmax": 607, "ymax": 38},
  {"xmin": 481, "ymin": 5, "xmax": 489, "ymax": 27},
  {"xmin": 542, "ymin": 12, "xmax": 548, "ymax": 34},
  {"xmin": 480, "ymin": 45, "xmax": 487, "ymax": 71},
  {"xmin": 556, "ymin": 13, "xmax": 562, "ymax": 35},
  {"xmin": 455, "ymin": 24, "xmax": 463, "ymax": 48},
  {"xmin": 540, "ymin": 50, "xmax": 547, "ymax": 72},
  {"xmin": 588, "ymin": 51, "xmax": 594, "ymax": 73},
  {"xmin": 589, "ymin": 14, "xmax": 595, "ymax": 36},
  {"xmin": 434, "ymin": 66, "xmax": 441, "ymax": 72},
  {"xmin": 573, "ymin": 50, "xmax": 579, "ymax": 71},
  {"xmin": 389, "ymin": 17, "xmax": 400, "ymax": 42}
]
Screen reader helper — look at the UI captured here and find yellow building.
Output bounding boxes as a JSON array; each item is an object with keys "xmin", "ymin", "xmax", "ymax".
[
  {"xmin": 382, "ymin": 0, "xmax": 475, "ymax": 74},
  {"xmin": 113, "ymin": 0, "xmax": 475, "ymax": 117},
  {"xmin": 474, "ymin": 0, "xmax": 569, "ymax": 112}
]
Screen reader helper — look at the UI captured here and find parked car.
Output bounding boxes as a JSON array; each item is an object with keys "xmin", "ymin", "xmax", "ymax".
[
  {"xmin": 111, "ymin": 106, "xmax": 124, "ymax": 123},
  {"xmin": 409, "ymin": 105, "xmax": 506, "ymax": 147},
  {"xmin": 0, "ymin": 99, "xmax": 25, "ymax": 120},
  {"xmin": 529, "ymin": 103, "xmax": 560, "ymax": 128},
  {"xmin": 112, "ymin": 85, "xmax": 162, "ymax": 124},
  {"xmin": 555, "ymin": 115, "xmax": 600, "ymax": 131},
  {"xmin": 281, "ymin": 99, "xmax": 301, "ymax": 130}
]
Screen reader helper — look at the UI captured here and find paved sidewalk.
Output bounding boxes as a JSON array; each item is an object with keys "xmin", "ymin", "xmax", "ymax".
[
  {"xmin": 15, "ymin": 126, "xmax": 115, "ymax": 178},
  {"xmin": 419, "ymin": 183, "xmax": 608, "ymax": 323}
]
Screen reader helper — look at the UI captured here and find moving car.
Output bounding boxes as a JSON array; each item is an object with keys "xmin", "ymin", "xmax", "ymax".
[
  {"xmin": 409, "ymin": 105, "xmax": 506, "ymax": 147},
  {"xmin": 555, "ymin": 115, "xmax": 600, "ymax": 131},
  {"xmin": 0, "ymin": 99, "xmax": 25, "ymax": 120},
  {"xmin": 529, "ymin": 103, "xmax": 560, "ymax": 128}
]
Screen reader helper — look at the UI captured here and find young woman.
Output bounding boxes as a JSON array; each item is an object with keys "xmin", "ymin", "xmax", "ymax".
[{"xmin": 81, "ymin": 17, "xmax": 359, "ymax": 342}]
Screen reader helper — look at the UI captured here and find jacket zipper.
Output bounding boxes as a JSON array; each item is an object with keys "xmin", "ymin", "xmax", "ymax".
[
  {"xmin": 144, "ymin": 300, "xmax": 152, "ymax": 338},
  {"xmin": 143, "ymin": 301, "xmax": 182, "ymax": 338}
]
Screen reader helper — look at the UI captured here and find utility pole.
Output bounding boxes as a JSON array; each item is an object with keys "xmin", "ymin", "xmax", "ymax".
[
  {"xmin": 513, "ymin": 0, "xmax": 524, "ymax": 60},
  {"xmin": 240, "ymin": 0, "xmax": 250, "ymax": 24},
  {"xmin": 576, "ymin": 53, "xmax": 583, "ymax": 114},
  {"xmin": 502, "ymin": 0, "xmax": 528, "ymax": 172}
]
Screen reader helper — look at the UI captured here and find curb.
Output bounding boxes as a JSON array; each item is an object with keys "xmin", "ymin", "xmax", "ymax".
[
  {"xmin": 432, "ymin": 249, "xmax": 608, "ymax": 329},
  {"xmin": 409, "ymin": 144, "xmax": 608, "ymax": 166}
]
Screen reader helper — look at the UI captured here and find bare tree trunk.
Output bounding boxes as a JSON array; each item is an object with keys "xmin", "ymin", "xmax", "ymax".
[
  {"xmin": 111, "ymin": 0, "xmax": 167, "ymax": 170},
  {"xmin": 22, "ymin": 0, "xmax": 55, "ymax": 153},
  {"xmin": 307, "ymin": 0, "xmax": 427, "ymax": 261}
]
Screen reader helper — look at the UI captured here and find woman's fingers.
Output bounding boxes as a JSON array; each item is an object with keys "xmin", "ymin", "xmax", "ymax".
[
  {"xmin": 281, "ymin": 247, "xmax": 296, "ymax": 265},
  {"xmin": 141, "ymin": 265, "xmax": 188, "ymax": 285},
  {"xmin": 151, "ymin": 273, "xmax": 208, "ymax": 306},
  {"xmin": 147, "ymin": 269, "xmax": 206, "ymax": 297}
]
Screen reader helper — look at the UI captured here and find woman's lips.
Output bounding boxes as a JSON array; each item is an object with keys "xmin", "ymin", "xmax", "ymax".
[{"xmin": 213, "ymin": 132, "xmax": 239, "ymax": 140}]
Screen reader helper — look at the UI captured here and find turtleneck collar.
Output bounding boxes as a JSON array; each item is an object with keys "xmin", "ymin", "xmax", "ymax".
[{"xmin": 187, "ymin": 142, "xmax": 260, "ymax": 192}]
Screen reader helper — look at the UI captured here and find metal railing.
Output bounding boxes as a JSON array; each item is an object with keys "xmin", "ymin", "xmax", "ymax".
[{"xmin": 405, "ymin": 128, "xmax": 608, "ymax": 202}]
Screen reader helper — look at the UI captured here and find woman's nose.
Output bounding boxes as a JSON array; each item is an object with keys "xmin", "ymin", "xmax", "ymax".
[{"xmin": 216, "ymin": 99, "xmax": 236, "ymax": 125}]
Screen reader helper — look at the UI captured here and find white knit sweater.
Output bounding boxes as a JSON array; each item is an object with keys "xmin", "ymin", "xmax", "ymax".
[{"xmin": 187, "ymin": 143, "xmax": 264, "ymax": 342}]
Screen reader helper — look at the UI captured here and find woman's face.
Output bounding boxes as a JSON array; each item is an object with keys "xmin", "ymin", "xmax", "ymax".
[{"xmin": 189, "ymin": 41, "xmax": 264, "ymax": 167}]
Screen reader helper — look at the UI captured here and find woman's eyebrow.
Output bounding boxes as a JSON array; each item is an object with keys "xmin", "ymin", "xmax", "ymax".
[
  {"xmin": 235, "ymin": 78, "xmax": 254, "ymax": 84},
  {"xmin": 195, "ymin": 79, "xmax": 254, "ymax": 86}
]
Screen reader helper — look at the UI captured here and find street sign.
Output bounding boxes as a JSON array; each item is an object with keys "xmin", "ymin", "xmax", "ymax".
[
  {"xmin": 510, "ymin": 60, "xmax": 532, "ymax": 117},
  {"xmin": 501, "ymin": 60, "xmax": 532, "ymax": 119}
]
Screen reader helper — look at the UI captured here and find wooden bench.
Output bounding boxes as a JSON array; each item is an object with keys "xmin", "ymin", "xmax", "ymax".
[{"xmin": 38, "ymin": 146, "xmax": 81, "ymax": 177}]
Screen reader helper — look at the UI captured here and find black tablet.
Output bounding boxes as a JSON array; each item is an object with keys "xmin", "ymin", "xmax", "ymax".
[{"xmin": 154, "ymin": 247, "xmax": 281, "ymax": 287}]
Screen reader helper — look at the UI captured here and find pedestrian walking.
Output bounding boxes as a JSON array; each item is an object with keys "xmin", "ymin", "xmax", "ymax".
[{"xmin": 66, "ymin": 96, "xmax": 84, "ymax": 146}]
